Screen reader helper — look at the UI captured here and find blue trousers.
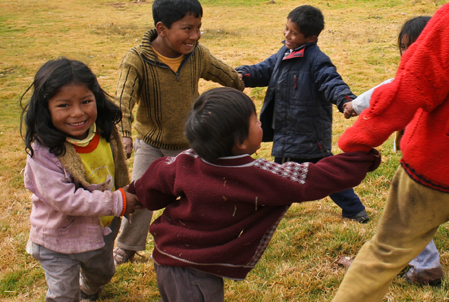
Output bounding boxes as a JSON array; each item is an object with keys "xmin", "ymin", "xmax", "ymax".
[{"xmin": 275, "ymin": 155, "xmax": 365, "ymax": 216}]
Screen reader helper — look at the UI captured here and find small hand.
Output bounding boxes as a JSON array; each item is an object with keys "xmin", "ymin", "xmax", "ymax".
[
  {"xmin": 343, "ymin": 102, "xmax": 358, "ymax": 119},
  {"xmin": 122, "ymin": 186, "xmax": 142, "ymax": 215},
  {"xmin": 122, "ymin": 137, "xmax": 133, "ymax": 159}
]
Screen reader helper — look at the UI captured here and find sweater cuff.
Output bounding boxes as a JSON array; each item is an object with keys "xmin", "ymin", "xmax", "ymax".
[{"xmin": 118, "ymin": 188, "xmax": 127, "ymax": 216}]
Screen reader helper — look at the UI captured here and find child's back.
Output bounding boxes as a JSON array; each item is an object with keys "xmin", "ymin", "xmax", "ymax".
[{"xmin": 128, "ymin": 87, "xmax": 380, "ymax": 301}]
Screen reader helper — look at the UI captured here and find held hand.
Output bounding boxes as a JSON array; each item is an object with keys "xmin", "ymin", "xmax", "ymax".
[
  {"xmin": 124, "ymin": 191, "xmax": 142, "ymax": 215},
  {"xmin": 122, "ymin": 137, "xmax": 133, "ymax": 159},
  {"xmin": 120, "ymin": 185, "xmax": 142, "ymax": 215},
  {"xmin": 368, "ymin": 148, "xmax": 382, "ymax": 172},
  {"xmin": 343, "ymin": 102, "xmax": 357, "ymax": 119},
  {"xmin": 238, "ymin": 72, "xmax": 243, "ymax": 81}
]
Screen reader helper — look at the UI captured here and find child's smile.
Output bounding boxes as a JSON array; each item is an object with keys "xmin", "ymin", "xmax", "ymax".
[
  {"xmin": 48, "ymin": 83, "xmax": 97, "ymax": 140},
  {"xmin": 154, "ymin": 13, "xmax": 202, "ymax": 58}
]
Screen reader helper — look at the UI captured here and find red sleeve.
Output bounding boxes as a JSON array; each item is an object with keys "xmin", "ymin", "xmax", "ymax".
[
  {"xmin": 339, "ymin": 4, "xmax": 449, "ymax": 152},
  {"xmin": 291, "ymin": 149, "xmax": 381, "ymax": 202},
  {"xmin": 131, "ymin": 157, "xmax": 179, "ymax": 211}
]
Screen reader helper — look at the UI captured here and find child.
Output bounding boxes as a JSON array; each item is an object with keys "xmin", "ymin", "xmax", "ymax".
[
  {"xmin": 236, "ymin": 5, "xmax": 369, "ymax": 223},
  {"xmin": 21, "ymin": 58, "xmax": 141, "ymax": 301},
  {"xmin": 128, "ymin": 87, "xmax": 380, "ymax": 301},
  {"xmin": 333, "ymin": 4, "xmax": 449, "ymax": 301},
  {"xmin": 342, "ymin": 16, "xmax": 442, "ymax": 286},
  {"xmin": 113, "ymin": 0, "xmax": 244, "ymax": 265},
  {"xmin": 343, "ymin": 16, "xmax": 431, "ymax": 121}
]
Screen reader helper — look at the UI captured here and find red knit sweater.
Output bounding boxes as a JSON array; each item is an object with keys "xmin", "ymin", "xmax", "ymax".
[
  {"xmin": 339, "ymin": 3, "xmax": 449, "ymax": 192},
  {"xmin": 129, "ymin": 149, "xmax": 380, "ymax": 280}
]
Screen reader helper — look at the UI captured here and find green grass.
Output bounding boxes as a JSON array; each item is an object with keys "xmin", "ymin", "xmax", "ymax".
[{"xmin": 1, "ymin": 0, "xmax": 449, "ymax": 301}]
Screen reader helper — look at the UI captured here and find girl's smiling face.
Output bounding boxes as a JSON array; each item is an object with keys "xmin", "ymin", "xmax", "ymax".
[{"xmin": 48, "ymin": 83, "xmax": 97, "ymax": 140}]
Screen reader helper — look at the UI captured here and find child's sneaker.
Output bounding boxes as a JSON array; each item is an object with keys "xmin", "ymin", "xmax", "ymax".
[
  {"xmin": 343, "ymin": 209, "xmax": 370, "ymax": 223},
  {"xmin": 113, "ymin": 247, "xmax": 136, "ymax": 265}
]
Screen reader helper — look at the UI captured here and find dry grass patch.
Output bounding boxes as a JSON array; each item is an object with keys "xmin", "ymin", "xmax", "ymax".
[{"xmin": 1, "ymin": 0, "xmax": 449, "ymax": 301}]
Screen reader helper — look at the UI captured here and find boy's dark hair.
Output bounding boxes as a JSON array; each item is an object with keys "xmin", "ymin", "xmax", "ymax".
[
  {"xmin": 185, "ymin": 87, "xmax": 256, "ymax": 162},
  {"xmin": 398, "ymin": 16, "xmax": 431, "ymax": 51},
  {"xmin": 152, "ymin": 0, "xmax": 203, "ymax": 28},
  {"xmin": 288, "ymin": 5, "xmax": 324, "ymax": 38},
  {"xmin": 20, "ymin": 57, "xmax": 122, "ymax": 157}
]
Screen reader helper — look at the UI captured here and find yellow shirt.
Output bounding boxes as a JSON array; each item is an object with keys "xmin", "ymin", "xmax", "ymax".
[
  {"xmin": 74, "ymin": 133, "xmax": 116, "ymax": 227},
  {"xmin": 152, "ymin": 45, "xmax": 184, "ymax": 72}
]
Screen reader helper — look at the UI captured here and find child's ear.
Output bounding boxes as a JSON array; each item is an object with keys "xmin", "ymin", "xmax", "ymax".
[
  {"xmin": 306, "ymin": 35, "xmax": 318, "ymax": 43},
  {"xmin": 234, "ymin": 141, "xmax": 248, "ymax": 151},
  {"xmin": 232, "ymin": 140, "xmax": 248, "ymax": 155},
  {"xmin": 156, "ymin": 22, "xmax": 167, "ymax": 37}
]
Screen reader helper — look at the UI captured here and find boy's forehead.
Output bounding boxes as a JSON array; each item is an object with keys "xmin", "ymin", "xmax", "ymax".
[
  {"xmin": 286, "ymin": 18, "xmax": 300, "ymax": 31},
  {"xmin": 173, "ymin": 12, "xmax": 202, "ymax": 25}
]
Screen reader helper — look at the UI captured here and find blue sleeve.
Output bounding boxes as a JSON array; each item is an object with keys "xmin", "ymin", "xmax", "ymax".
[
  {"xmin": 312, "ymin": 53, "xmax": 356, "ymax": 112},
  {"xmin": 236, "ymin": 53, "xmax": 278, "ymax": 87}
]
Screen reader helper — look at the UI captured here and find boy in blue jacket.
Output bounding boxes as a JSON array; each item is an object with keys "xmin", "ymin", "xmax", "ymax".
[{"xmin": 237, "ymin": 5, "xmax": 367, "ymax": 222}]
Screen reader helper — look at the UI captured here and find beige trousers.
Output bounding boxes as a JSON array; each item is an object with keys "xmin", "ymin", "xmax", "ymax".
[
  {"xmin": 333, "ymin": 167, "xmax": 449, "ymax": 302},
  {"xmin": 116, "ymin": 139, "xmax": 185, "ymax": 251}
]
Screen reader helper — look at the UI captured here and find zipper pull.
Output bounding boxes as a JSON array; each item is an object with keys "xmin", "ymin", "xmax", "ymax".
[{"xmin": 294, "ymin": 75, "xmax": 297, "ymax": 89}]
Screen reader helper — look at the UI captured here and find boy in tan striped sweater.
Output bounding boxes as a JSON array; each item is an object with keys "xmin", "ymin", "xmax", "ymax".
[{"xmin": 113, "ymin": 0, "xmax": 244, "ymax": 264}]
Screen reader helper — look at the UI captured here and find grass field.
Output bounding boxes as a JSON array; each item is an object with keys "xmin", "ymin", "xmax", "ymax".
[{"xmin": 1, "ymin": 0, "xmax": 449, "ymax": 301}]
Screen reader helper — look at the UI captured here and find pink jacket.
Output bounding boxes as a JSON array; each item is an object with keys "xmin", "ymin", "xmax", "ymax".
[{"xmin": 24, "ymin": 131, "xmax": 129, "ymax": 254}]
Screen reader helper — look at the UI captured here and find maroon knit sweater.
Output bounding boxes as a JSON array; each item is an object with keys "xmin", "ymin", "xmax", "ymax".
[{"xmin": 129, "ymin": 149, "xmax": 380, "ymax": 280}]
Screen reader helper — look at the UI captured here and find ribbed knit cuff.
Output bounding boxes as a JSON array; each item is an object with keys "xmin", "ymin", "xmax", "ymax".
[{"xmin": 118, "ymin": 188, "xmax": 127, "ymax": 216}]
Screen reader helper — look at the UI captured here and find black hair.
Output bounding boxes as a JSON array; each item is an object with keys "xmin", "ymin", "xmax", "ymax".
[
  {"xmin": 152, "ymin": 0, "xmax": 203, "ymax": 28},
  {"xmin": 185, "ymin": 87, "xmax": 256, "ymax": 162},
  {"xmin": 20, "ymin": 57, "xmax": 122, "ymax": 157},
  {"xmin": 287, "ymin": 5, "xmax": 324, "ymax": 38},
  {"xmin": 398, "ymin": 16, "xmax": 431, "ymax": 51}
]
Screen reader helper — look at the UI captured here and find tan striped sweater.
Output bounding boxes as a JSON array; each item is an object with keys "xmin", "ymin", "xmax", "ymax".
[{"xmin": 114, "ymin": 29, "xmax": 245, "ymax": 150}]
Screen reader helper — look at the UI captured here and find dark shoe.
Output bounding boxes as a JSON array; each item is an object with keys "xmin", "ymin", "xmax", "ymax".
[
  {"xmin": 113, "ymin": 247, "xmax": 136, "ymax": 265},
  {"xmin": 403, "ymin": 267, "xmax": 443, "ymax": 286},
  {"xmin": 343, "ymin": 209, "xmax": 369, "ymax": 223},
  {"xmin": 81, "ymin": 290, "xmax": 99, "ymax": 301}
]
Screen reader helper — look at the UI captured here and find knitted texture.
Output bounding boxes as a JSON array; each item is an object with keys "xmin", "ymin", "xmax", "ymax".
[
  {"xmin": 115, "ymin": 29, "xmax": 244, "ymax": 150},
  {"xmin": 339, "ymin": 3, "xmax": 449, "ymax": 192},
  {"xmin": 129, "ymin": 148, "xmax": 380, "ymax": 279}
]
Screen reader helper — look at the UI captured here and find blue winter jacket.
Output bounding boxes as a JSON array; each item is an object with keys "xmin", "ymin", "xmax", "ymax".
[{"xmin": 236, "ymin": 42, "xmax": 356, "ymax": 159}]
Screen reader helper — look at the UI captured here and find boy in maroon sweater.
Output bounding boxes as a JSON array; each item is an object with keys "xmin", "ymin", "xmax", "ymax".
[{"xmin": 128, "ymin": 87, "xmax": 380, "ymax": 302}]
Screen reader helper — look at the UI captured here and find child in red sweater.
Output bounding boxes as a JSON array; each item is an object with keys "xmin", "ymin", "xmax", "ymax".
[
  {"xmin": 128, "ymin": 87, "xmax": 380, "ymax": 302},
  {"xmin": 342, "ymin": 16, "xmax": 443, "ymax": 286},
  {"xmin": 333, "ymin": 4, "xmax": 449, "ymax": 302}
]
